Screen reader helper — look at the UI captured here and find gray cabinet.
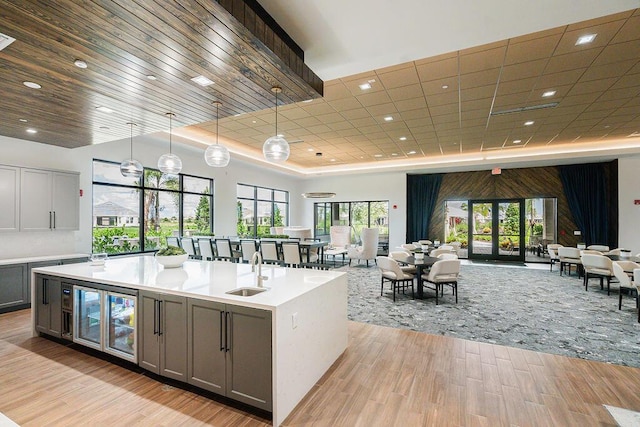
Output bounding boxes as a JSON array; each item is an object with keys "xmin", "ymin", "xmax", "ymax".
[
  {"xmin": 0, "ymin": 165, "xmax": 20, "ymax": 232},
  {"xmin": 187, "ymin": 299, "xmax": 272, "ymax": 411},
  {"xmin": 20, "ymin": 168, "xmax": 79, "ymax": 231},
  {"xmin": 139, "ymin": 290, "xmax": 187, "ymax": 382},
  {"xmin": 0, "ymin": 264, "xmax": 28, "ymax": 312},
  {"xmin": 35, "ymin": 275, "xmax": 62, "ymax": 337}
]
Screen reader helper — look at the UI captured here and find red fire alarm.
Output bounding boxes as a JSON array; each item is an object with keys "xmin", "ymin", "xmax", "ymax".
[
  {"xmin": 634, "ymin": 199, "xmax": 640, "ymax": 205},
  {"xmin": 392, "ymin": 204, "xmax": 398, "ymax": 209},
  {"xmin": 79, "ymin": 189, "xmax": 83, "ymax": 197}
]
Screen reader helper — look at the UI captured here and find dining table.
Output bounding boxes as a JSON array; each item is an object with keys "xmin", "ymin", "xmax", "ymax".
[{"xmin": 404, "ymin": 255, "xmax": 440, "ymax": 299}]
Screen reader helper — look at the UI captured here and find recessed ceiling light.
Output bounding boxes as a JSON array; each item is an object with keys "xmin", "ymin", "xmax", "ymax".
[
  {"xmin": 74, "ymin": 59, "xmax": 87, "ymax": 69},
  {"xmin": 23, "ymin": 81, "xmax": 41, "ymax": 89},
  {"xmin": 19, "ymin": 118, "xmax": 27, "ymax": 122},
  {"xmin": 359, "ymin": 83, "xmax": 371, "ymax": 90},
  {"xmin": 95, "ymin": 106, "xmax": 113, "ymax": 113},
  {"xmin": 524, "ymin": 121, "xmax": 535, "ymax": 126},
  {"xmin": 399, "ymin": 136, "xmax": 407, "ymax": 141},
  {"xmin": 191, "ymin": 75, "xmax": 214, "ymax": 86},
  {"xmin": 391, "ymin": 153, "xmax": 398, "ymax": 156},
  {"xmin": 374, "ymin": 154, "xmax": 383, "ymax": 158},
  {"xmin": 542, "ymin": 90, "xmax": 556, "ymax": 98},
  {"xmin": 302, "ymin": 99, "xmax": 313, "ymax": 103},
  {"xmin": 330, "ymin": 159, "xmax": 336, "ymax": 162},
  {"xmin": 146, "ymin": 75, "xmax": 157, "ymax": 80},
  {"xmin": 307, "ymin": 148, "xmax": 314, "ymax": 152},
  {"xmin": 26, "ymin": 128, "xmax": 37, "ymax": 134},
  {"xmin": 384, "ymin": 116, "xmax": 393, "ymax": 122},
  {"xmin": 513, "ymin": 139, "xmax": 522, "ymax": 144},
  {"xmin": 407, "ymin": 150, "xmax": 416, "ymax": 155},
  {"xmin": 576, "ymin": 34, "xmax": 597, "ymax": 45},
  {"xmin": 442, "ymin": 85, "xmax": 449, "ymax": 89}
]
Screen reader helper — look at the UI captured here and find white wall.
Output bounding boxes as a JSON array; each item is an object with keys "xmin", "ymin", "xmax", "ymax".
[{"xmin": 618, "ymin": 156, "xmax": 640, "ymax": 255}]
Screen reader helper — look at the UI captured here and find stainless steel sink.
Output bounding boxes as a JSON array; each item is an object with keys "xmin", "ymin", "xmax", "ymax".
[{"xmin": 225, "ymin": 287, "xmax": 268, "ymax": 297}]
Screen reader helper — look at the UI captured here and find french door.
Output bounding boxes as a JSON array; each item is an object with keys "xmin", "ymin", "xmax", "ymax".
[{"xmin": 468, "ymin": 199, "xmax": 525, "ymax": 262}]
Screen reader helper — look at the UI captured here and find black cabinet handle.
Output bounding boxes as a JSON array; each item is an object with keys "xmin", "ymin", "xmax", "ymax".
[
  {"xmin": 49, "ymin": 211, "xmax": 52, "ymax": 229},
  {"xmin": 42, "ymin": 279, "xmax": 47, "ymax": 305},
  {"xmin": 219, "ymin": 311, "xmax": 225, "ymax": 351},
  {"xmin": 152, "ymin": 299, "xmax": 158, "ymax": 335},
  {"xmin": 158, "ymin": 300, "xmax": 163, "ymax": 336},
  {"xmin": 53, "ymin": 211, "xmax": 56, "ymax": 229}
]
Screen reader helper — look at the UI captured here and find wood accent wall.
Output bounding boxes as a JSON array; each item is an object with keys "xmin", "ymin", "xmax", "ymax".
[{"xmin": 426, "ymin": 162, "xmax": 617, "ymax": 247}]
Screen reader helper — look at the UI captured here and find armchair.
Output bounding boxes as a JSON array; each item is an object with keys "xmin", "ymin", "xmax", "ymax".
[{"xmin": 347, "ymin": 227, "xmax": 379, "ymax": 266}]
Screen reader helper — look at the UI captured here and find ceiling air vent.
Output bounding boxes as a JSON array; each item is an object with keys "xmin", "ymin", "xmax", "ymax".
[
  {"xmin": 0, "ymin": 32, "xmax": 16, "ymax": 51},
  {"xmin": 491, "ymin": 102, "xmax": 559, "ymax": 116}
]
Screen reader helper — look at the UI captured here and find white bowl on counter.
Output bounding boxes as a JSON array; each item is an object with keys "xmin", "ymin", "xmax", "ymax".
[{"xmin": 155, "ymin": 253, "xmax": 188, "ymax": 268}]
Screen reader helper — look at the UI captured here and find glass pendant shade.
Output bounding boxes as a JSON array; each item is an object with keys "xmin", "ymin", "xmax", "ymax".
[
  {"xmin": 204, "ymin": 101, "xmax": 230, "ymax": 167},
  {"xmin": 120, "ymin": 159, "xmax": 143, "ymax": 178},
  {"xmin": 263, "ymin": 135, "xmax": 290, "ymax": 162},
  {"xmin": 120, "ymin": 122, "xmax": 143, "ymax": 178},
  {"xmin": 158, "ymin": 112, "xmax": 182, "ymax": 174},
  {"xmin": 263, "ymin": 86, "xmax": 290, "ymax": 163},
  {"xmin": 157, "ymin": 153, "xmax": 182, "ymax": 174},
  {"xmin": 205, "ymin": 144, "xmax": 230, "ymax": 167}
]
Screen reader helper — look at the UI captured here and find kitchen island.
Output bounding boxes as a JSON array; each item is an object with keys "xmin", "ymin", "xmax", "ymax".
[{"xmin": 31, "ymin": 256, "xmax": 348, "ymax": 426}]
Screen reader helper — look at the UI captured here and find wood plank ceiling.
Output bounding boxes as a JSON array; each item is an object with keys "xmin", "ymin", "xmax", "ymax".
[
  {"xmin": 0, "ymin": 0, "xmax": 322, "ymax": 148},
  {"xmin": 189, "ymin": 8, "xmax": 640, "ymax": 168}
]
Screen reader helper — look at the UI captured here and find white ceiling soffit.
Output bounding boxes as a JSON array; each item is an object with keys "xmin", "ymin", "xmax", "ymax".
[{"xmin": 258, "ymin": 0, "xmax": 640, "ymax": 80}]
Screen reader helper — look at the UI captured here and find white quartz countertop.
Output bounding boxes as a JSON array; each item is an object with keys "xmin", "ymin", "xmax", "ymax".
[
  {"xmin": 0, "ymin": 253, "xmax": 88, "ymax": 266},
  {"xmin": 31, "ymin": 256, "xmax": 345, "ymax": 310}
]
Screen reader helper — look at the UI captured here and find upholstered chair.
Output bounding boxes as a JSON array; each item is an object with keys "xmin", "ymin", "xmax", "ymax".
[
  {"xmin": 260, "ymin": 240, "xmax": 282, "ymax": 265},
  {"xmin": 418, "ymin": 240, "xmax": 432, "ymax": 245},
  {"xmin": 558, "ymin": 247, "xmax": 582, "ymax": 276},
  {"xmin": 389, "ymin": 250, "xmax": 417, "ymax": 274},
  {"xmin": 581, "ymin": 254, "xmax": 615, "ymax": 294},
  {"xmin": 347, "ymin": 228, "xmax": 379, "ymax": 266},
  {"xmin": 198, "ymin": 238, "xmax": 215, "ymax": 261},
  {"xmin": 421, "ymin": 259, "xmax": 461, "ymax": 305},
  {"xmin": 430, "ymin": 248, "xmax": 455, "ymax": 258},
  {"xmin": 377, "ymin": 256, "xmax": 414, "ymax": 301},
  {"xmin": 180, "ymin": 237, "xmax": 198, "ymax": 259},
  {"xmin": 612, "ymin": 261, "xmax": 640, "ymax": 311},
  {"xmin": 587, "ymin": 244, "xmax": 610, "ymax": 252},
  {"xmin": 166, "ymin": 236, "xmax": 180, "ymax": 248},
  {"xmin": 401, "ymin": 243, "xmax": 417, "ymax": 251},
  {"xmin": 437, "ymin": 253, "xmax": 458, "ymax": 260},
  {"xmin": 330, "ymin": 225, "xmax": 351, "ymax": 248},
  {"xmin": 546, "ymin": 243, "xmax": 562, "ymax": 272}
]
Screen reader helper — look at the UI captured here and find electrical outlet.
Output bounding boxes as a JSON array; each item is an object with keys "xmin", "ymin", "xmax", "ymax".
[{"xmin": 292, "ymin": 312, "xmax": 298, "ymax": 329}]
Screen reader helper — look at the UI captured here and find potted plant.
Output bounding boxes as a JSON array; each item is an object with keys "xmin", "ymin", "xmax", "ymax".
[{"xmin": 155, "ymin": 245, "xmax": 188, "ymax": 268}]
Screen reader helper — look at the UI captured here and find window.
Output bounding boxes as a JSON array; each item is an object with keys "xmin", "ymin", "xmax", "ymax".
[
  {"xmin": 236, "ymin": 184, "xmax": 288, "ymax": 237},
  {"xmin": 313, "ymin": 201, "xmax": 389, "ymax": 249},
  {"xmin": 92, "ymin": 160, "xmax": 213, "ymax": 254}
]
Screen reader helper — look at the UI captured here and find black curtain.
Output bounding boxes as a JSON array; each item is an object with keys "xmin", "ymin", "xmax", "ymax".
[
  {"xmin": 406, "ymin": 174, "xmax": 443, "ymax": 243},
  {"xmin": 558, "ymin": 163, "xmax": 609, "ymax": 246}
]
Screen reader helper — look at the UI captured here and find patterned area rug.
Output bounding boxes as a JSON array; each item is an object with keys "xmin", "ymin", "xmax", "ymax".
[{"xmin": 341, "ymin": 262, "xmax": 640, "ymax": 367}]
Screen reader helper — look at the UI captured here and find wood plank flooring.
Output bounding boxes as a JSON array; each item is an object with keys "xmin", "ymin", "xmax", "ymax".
[{"xmin": 2, "ymin": 309, "xmax": 639, "ymax": 426}]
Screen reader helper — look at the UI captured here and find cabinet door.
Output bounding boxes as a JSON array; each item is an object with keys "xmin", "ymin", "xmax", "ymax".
[
  {"xmin": 226, "ymin": 305, "xmax": 272, "ymax": 411},
  {"xmin": 20, "ymin": 168, "xmax": 53, "ymax": 231},
  {"xmin": 0, "ymin": 264, "xmax": 28, "ymax": 311},
  {"xmin": 159, "ymin": 294, "xmax": 187, "ymax": 382},
  {"xmin": 51, "ymin": 172, "xmax": 79, "ymax": 231},
  {"xmin": 187, "ymin": 298, "xmax": 226, "ymax": 393},
  {"xmin": 35, "ymin": 275, "xmax": 61, "ymax": 337},
  {"xmin": 28, "ymin": 261, "xmax": 62, "ymax": 308},
  {"xmin": 0, "ymin": 166, "xmax": 20, "ymax": 232},
  {"xmin": 138, "ymin": 291, "xmax": 160, "ymax": 374}
]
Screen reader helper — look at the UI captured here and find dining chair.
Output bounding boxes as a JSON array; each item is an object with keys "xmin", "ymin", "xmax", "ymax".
[
  {"xmin": 302, "ymin": 237, "xmax": 320, "ymax": 263},
  {"xmin": 581, "ymin": 249, "xmax": 603, "ymax": 255},
  {"xmin": 558, "ymin": 247, "xmax": 582, "ymax": 277},
  {"xmin": 437, "ymin": 253, "xmax": 458, "ymax": 260},
  {"xmin": 240, "ymin": 239, "xmax": 258, "ymax": 263},
  {"xmin": 198, "ymin": 238, "xmax": 215, "ymax": 261},
  {"xmin": 418, "ymin": 239, "xmax": 432, "ymax": 245},
  {"xmin": 347, "ymin": 228, "xmax": 379, "ymax": 266},
  {"xmin": 213, "ymin": 238, "xmax": 239, "ymax": 262},
  {"xmin": 581, "ymin": 254, "xmax": 615, "ymax": 294},
  {"xmin": 281, "ymin": 241, "xmax": 303, "ymax": 267},
  {"xmin": 166, "ymin": 236, "xmax": 180, "ymax": 248},
  {"xmin": 401, "ymin": 243, "xmax": 417, "ymax": 251},
  {"xmin": 430, "ymin": 248, "xmax": 455, "ymax": 258},
  {"xmin": 605, "ymin": 248, "xmax": 623, "ymax": 256},
  {"xmin": 389, "ymin": 250, "xmax": 416, "ymax": 274},
  {"xmin": 546, "ymin": 244, "xmax": 562, "ymax": 272},
  {"xmin": 421, "ymin": 259, "xmax": 461, "ymax": 305},
  {"xmin": 260, "ymin": 240, "xmax": 282, "ymax": 265},
  {"xmin": 376, "ymin": 256, "xmax": 414, "ymax": 301},
  {"xmin": 612, "ymin": 261, "xmax": 640, "ymax": 311},
  {"xmin": 587, "ymin": 244, "xmax": 610, "ymax": 252},
  {"xmin": 180, "ymin": 237, "xmax": 198, "ymax": 259}
]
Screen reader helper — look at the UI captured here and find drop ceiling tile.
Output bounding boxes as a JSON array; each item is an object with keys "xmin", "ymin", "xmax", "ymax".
[
  {"xmin": 537, "ymin": 68, "xmax": 587, "ymax": 88},
  {"xmin": 592, "ymin": 40, "xmax": 640, "ymax": 66},
  {"xmin": 429, "ymin": 103, "xmax": 459, "ymax": 117},
  {"xmin": 580, "ymin": 59, "xmax": 637, "ymax": 81},
  {"xmin": 400, "ymin": 108, "xmax": 430, "ymax": 121},
  {"xmin": 462, "ymin": 84, "xmax": 496, "ymax": 101},
  {"xmin": 460, "ymin": 46, "xmax": 506, "ymax": 74},
  {"xmin": 355, "ymin": 90, "xmax": 393, "ymax": 107},
  {"xmin": 554, "ymin": 20, "xmax": 623, "ymax": 55},
  {"xmin": 395, "ymin": 97, "xmax": 427, "ymax": 112},
  {"xmin": 460, "ymin": 68, "xmax": 501, "ymax": 89},
  {"xmin": 366, "ymin": 103, "xmax": 398, "ymax": 118},
  {"xmin": 327, "ymin": 97, "xmax": 364, "ymax": 111},
  {"xmin": 543, "ymin": 49, "xmax": 601, "ymax": 75},
  {"xmin": 323, "ymin": 81, "xmax": 352, "ymax": 101},
  {"xmin": 570, "ymin": 78, "xmax": 618, "ymax": 95},
  {"xmin": 421, "ymin": 79, "xmax": 458, "ymax": 96},
  {"xmin": 387, "ymin": 84, "xmax": 424, "ymax": 101},
  {"xmin": 314, "ymin": 112, "xmax": 345, "ymax": 124},
  {"xmin": 306, "ymin": 124, "xmax": 333, "ymax": 134},
  {"xmin": 377, "ymin": 66, "xmax": 420, "ymax": 89},
  {"xmin": 329, "ymin": 121, "xmax": 358, "ymax": 132},
  {"xmin": 611, "ymin": 15, "xmax": 640, "ymax": 43},
  {"xmin": 349, "ymin": 117, "xmax": 378, "ymax": 128},
  {"xmin": 505, "ymin": 34, "xmax": 561, "ymax": 64},
  {"xmin": 416, "ymin": 57, "xmax": 458, "ymax": 82},
  {"xmin": 340, "ymin": 108, "xmax": 371, "ymax": 120}
]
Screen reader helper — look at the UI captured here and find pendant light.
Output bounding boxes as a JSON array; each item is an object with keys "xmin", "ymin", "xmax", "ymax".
[
  {"xmin": 120, "ymin": 122, "xmax": 143, "ymax": 178},
  {"xmin": 204, "ymin": 101, "xmax": 230, "ymax": 167},
  {"xmin": 158, "ymin": 112, "xmax": 182, "ymax": 174},
  {"xmin": 262, "ymin": 86, "xmax": 290, "ymax": 162}
]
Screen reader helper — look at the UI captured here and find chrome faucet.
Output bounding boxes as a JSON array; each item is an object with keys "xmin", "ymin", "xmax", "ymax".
[{"xmin": 251, "ymin": 251, "xmax": 268, "ymax": 287}]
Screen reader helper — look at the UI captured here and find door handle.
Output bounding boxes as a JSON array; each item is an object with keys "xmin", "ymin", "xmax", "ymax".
[
  {"xmin": 53, "ymin": 211, "xmax": 56, "ymax": 229},
  {"xmin": 158, "ymin": 300, "xmax": 163, "ymax": 336},
  {"xmin": 42, "ymin": 279, "xmax": 47, "ymax": 305},
  {"xmin": 49, "ymin": 211, "xmax": 52, "ymax": 229},
  {"xmin": 152, "ymin": 299, "xmax": 158, "ymax": 335},
  {"xmin": 219, "ymin": 311, "xmax": 225, "ymax": 351}
]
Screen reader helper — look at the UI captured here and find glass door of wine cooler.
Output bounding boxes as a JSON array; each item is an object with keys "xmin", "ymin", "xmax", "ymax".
[
  {"xmin": 105, "ymin": 292, "xmax": 137, "ymax": 362},
  {"xmin": 73, "ymin": 286, "xmax": 103, "ymax": 350}
]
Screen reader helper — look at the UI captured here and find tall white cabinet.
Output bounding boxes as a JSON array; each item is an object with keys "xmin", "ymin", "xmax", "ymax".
[
  {"xmin": 0, "ymin": 166, "xmax": 20, "ymax": 232},
  {"xmin": 18, "ymin": 168, "xmax": 79, "ymax": 231}
]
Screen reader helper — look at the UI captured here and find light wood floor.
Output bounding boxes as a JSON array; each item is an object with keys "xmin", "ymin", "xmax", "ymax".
[{"xmin": 2, "ymin": 309, "xmax": 639, "ymax": 426}]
